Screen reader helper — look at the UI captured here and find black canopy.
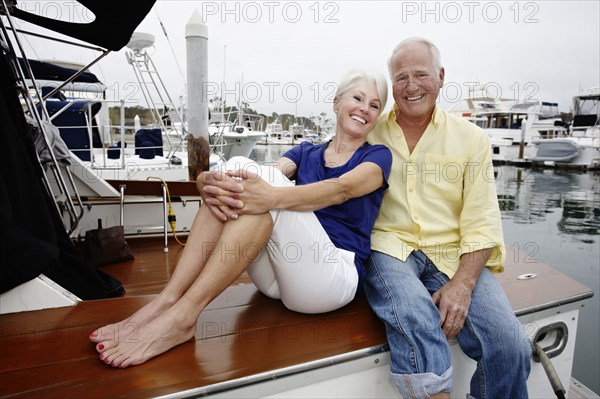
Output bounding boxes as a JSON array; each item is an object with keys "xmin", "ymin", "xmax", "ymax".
[
  {"xmin": 9, "ymin": 0, "xmax": 156, "ymax": 51},
  {"xmin": 0, "ymin": 0, "xmax": 158, "ymax": 297}
]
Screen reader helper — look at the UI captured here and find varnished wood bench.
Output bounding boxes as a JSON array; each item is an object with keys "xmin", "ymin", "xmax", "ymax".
[
  {"xmin": 105, "ymin": 179, "xmax": 201, "ymax": 198},
  {"xmin": 0, "ymin": 237, "xmax": 593, "ymax": 398}
]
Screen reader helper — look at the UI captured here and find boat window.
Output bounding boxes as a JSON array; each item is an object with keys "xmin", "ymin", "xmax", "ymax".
[
  {"xmin": 540, "ymin": 102, "xmax": 560, "ymax": 119},
  {"xmin": 493, "ymin": 114, "xmax": 511, "ymax": 129},
  {"xmin": 575, "ymin": 97, "xmax": 599, "ymax": 116},
  {"xmin": 475, "ymin": 120, "xmax": 487, "ymax": 128},
  {"xmin": 510, "ymin": 114, "xmax": 526, "ymax": 129}
]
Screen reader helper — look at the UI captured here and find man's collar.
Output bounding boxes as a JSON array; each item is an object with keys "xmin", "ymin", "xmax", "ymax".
[
  {"xmin": 432, "ymin": 107, "xmax": 440, "ymax": 128},
  {"xmin": 388, "ymin": 105, "xmax": 440, "ymax": 128}
]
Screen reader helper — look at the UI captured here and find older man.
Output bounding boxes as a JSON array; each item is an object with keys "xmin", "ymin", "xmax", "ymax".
[{"xmin": 364, "ymin": 37, "xmax": 532, "ymax": 399}]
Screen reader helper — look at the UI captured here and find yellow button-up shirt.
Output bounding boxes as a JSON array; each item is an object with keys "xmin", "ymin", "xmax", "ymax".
[{"xmin": 368, "ymin": 107, "xmax": 505, "ymax": 277}]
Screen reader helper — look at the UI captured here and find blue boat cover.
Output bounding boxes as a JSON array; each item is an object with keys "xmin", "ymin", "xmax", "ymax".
[
  {"xmin": 532, "ymin": 139, "xmax": 581, "ymax": 163},
  {"xmin": 19, "ymin": 58, "xmax": 101, "ymax": 84},
  {"xmin": 44, "ymin": 100, "xmax": 103, "ymax": 161},
  {"xmin": 135, "ymin": 128, "xmax": 163, "ymax": 158}
]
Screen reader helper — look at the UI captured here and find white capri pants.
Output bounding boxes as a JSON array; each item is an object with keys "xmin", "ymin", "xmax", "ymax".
[{"xmin": 223, "ymin": 157, "xmax": 358, "ymax": 314}]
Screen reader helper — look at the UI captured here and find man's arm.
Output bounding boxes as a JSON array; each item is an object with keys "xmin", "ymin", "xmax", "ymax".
[{"xmin": 433, "ymin": 130, "xmax": 504, "ymax": 339}]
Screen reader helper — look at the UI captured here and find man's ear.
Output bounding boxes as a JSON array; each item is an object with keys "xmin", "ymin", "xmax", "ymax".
[{"xmin": 438, "ymin": 67, "xmax": 445, "ymax": 88}]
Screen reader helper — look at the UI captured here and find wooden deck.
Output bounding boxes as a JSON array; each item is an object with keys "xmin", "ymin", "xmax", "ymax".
[{"xmin": 0, "ymin": 237, "xmax": 594, "ymax": 398}]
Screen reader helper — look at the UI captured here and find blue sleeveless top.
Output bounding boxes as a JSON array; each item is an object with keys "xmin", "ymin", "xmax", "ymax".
[{"xmin": 283, "ymin": 141, "xmax": 392, "ymax": 287}]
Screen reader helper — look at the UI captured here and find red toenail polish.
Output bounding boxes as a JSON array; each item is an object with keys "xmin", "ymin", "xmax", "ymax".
[
  {"xmin": 98, "ymin": 344, "xmax": 104, "ymax": 350},
  {"xmin": 99, "ymin": 354, "xmax": 104, "ymax": 360},
  {"xmin": 89, "ymin": 332, "xmax": 96, "ymax": 338}
]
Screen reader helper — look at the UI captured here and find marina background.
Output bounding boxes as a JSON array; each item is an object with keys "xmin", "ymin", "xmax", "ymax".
[
  {"xmin": 5, "ymin": 0, "xmax": 598, "ymax": 393},
  {"xmin": 13, "ymin": 1, "xmax": 600, "ymax": 120},
  {"xmin": 251, "ymin": 145, "xmax": 600, "ymax": 394}
]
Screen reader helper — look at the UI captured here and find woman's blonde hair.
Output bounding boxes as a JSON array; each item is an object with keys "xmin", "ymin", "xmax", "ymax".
[{"xmin": 335, "ymin": 69, "xmax": 388, "ymax": 112}]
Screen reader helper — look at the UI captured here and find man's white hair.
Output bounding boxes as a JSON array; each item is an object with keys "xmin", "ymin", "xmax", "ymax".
[{"xmin": 387, "ymin": 37, "xmax": 442, "ymax": 78}]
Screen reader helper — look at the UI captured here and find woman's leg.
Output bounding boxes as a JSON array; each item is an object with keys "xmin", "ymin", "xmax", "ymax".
[
  {"xmin": 246, "ymin": 246, "xmax": 281, "ymax": 300},
  {"xmin": 248, "ymin": 207, "xmax": 358, "ymax": 314},
  {"xmin": 90, "ymin": 156, "xmax": 262, "ymax": 344},
  {"xmin": 97, "ymin": 211, "xmax": 274, "ymax": 368},
  {"xmin": 237, "ymin": 160, "xmax": 357, "ymax": 314},
  {"xmin": 90, "ymin": 202, "xmax": 228, "ymax": 344}
]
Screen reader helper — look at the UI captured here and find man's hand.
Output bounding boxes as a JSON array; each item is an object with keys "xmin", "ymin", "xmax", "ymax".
[
  {"xmin": 432, "ymin": 279, "xmax": 472, "ymax": 339},
  {"xmin": 432, "ymin": 248, "xmax": 491, "ymax": 339},
  {"xmin": 197, "ymin": 171, "xmax": 244, "ymax": 221}
]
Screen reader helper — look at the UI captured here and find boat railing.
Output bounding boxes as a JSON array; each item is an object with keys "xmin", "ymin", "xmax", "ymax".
[
  {"xmin": 530, "ymin": 124, "xmax": 570, "ymax": 140},
  {"xmin": 125, "ymin": 47, "xmax": 187, "ymax": 160},
  {"xmin": 60, "ymin": 98, "xmax": 188, "ymax": 171},
  {"xmin": 2, "ymin": 13, "xmax": 86, "ymax": 237},
  {"xmin": 208, "ymin": 121, "xmax": 232, "ymax": 159},
  {"xmin": 217, "ymin": 109, "xmax": 265, "ymax": 131}
]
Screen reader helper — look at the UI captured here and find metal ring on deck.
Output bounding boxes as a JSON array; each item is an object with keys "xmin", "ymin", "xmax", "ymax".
[{"xmin": 517, "ymin": 273, "xmax": 538, "ymax": 280}]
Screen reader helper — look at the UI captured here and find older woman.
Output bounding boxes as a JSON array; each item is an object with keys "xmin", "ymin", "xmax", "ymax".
[{"xmin": 90, "ymin": 69, "xmax": 392, "ymax": 368}]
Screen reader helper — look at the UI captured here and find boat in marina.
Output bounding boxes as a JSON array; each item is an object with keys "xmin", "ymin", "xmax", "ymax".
[
  {"xmin": 447, "ymin": 87, "xmax": 571, "ymax": 164},
  {"xmin": 260, "ymin": 120, "xmax": 328, "ymax": 146},
  {"xmin": 531, "ymin": 88, "xmax": 600, "ymax": 170},
  {"xmin": 23, "ymin": 28, "xmax": 266, "ymax": 185},
  {"xmin": 261, "ymin": 121, "xmax": 308, "ymax": 145},
  {"xmin": 260, "ymin": 120, "xmax": 287, "ymax": 145},
  {"xmin": 473, "ymin": 100, "xmax": 567, "ymax": 162},
  {"xmin": 1, "ymin": 2, "xmax": 597, "ymax": 398},
  {"xmin": 288, "ymin": 122, "xmax": 308, "ymax": 144},
  {"xmin": 447, "ymin": 86, "xmax": 514, "ymax": 129},
  {"xmin": 124, "ymin": 31, "xmax": 266, "ymax": 166},
  {"xmin": 207, "ymin": 112, "xmax": 267, "ymax": 159},
  {"xmin": 18, "ymin": 55, "xmax": 216, "ymax": 184}
]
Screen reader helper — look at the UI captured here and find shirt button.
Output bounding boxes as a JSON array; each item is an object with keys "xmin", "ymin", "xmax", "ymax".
[{"xmin": 409, "ymin": 187, "xmax": 414, "ymax": 192}]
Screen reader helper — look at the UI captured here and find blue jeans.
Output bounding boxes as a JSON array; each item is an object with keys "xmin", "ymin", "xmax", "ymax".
[{"xmin": 364, "ymin": 250, "xmax": 531, "ymax": 399}]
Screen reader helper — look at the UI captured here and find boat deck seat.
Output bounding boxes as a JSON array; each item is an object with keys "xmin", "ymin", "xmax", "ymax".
[
  {"xmin": 105, "ymin": 179, "xmax": 200, "ymax": 197},
  {"xmin": 0, "ymin": 238, "xmax": 593, "ymax": 398}
]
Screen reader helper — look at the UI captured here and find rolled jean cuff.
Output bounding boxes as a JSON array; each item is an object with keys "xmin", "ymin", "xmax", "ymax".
[{"xmin": 390, "ymin": 366, "xmax": 452, "ymax": 399}]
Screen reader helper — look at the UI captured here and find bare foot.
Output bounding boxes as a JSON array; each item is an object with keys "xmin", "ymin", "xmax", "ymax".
[
  {"xmin": 89, "ymin": 295, "xmax": 174, "ymax": 344},
  {"xmin": 96, "ymin": 308, "xmax": 196, "ymax": 368}
]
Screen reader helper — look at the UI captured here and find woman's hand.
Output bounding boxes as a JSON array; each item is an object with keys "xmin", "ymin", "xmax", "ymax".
[
  {"xmin": 227, "ymin": 169, "xmax": 275, "ymax": 215},
  {"xmin": 197, "ymin": 171, "xmax": 244, "ymax": 221}
]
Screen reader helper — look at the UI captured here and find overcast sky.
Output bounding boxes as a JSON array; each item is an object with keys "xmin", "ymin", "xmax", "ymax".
[{"xmin": 12, "ymin": 0, "xmax": 600, "ymax": 120}]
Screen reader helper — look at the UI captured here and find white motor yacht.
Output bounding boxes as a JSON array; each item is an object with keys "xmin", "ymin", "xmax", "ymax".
[{"xmin": 531, "ymin": 88, "xmax": 600, "ymax": 169}]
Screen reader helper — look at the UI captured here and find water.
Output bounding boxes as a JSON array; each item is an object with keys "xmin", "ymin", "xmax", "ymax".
[
  {"xmin": 251, "ymin": 146, "xmax": 600, "ymax": 393},
  {"xmin": 496, "ymin": 166, "xmax": 600, "ymax": 393},
  {"xmin": 250, "ymin": 144, "xmax": 294, "ymax": 165}
]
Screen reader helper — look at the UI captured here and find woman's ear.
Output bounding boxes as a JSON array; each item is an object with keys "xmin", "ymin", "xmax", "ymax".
[{"xmin": 333, "ymin": 96, "xmax": 339, "ymax": 114}]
